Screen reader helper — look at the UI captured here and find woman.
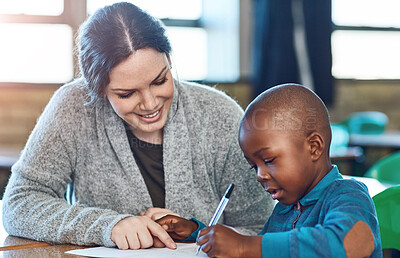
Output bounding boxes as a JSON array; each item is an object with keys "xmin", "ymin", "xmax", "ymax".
[{"xmin": 2, "ymin": 2, "xmax": 274, "ymax": 250}]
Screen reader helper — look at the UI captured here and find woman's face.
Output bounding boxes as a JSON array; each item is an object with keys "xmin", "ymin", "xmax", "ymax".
[{"xmin": 105, "ymin": 48, "xmax": 174, "ymax": 143}]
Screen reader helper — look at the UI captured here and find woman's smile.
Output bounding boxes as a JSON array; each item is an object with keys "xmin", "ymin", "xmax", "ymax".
[{"xmin": 135, "ymin": 107, "xmax": 163, "ymax": 122}]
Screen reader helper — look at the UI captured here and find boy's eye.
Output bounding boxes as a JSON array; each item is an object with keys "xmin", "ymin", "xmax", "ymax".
[
  {"xmin": 264, "ymin": 158, "xmax": 275, "ymax": 165},
  {"xmin": 153, "ymin": 77, "xmax": 168, "ymax": 86}
]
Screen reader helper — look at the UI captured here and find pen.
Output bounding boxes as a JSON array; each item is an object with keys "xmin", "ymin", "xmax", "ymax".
[{"xmin": 196, "ymin": 183, "xmax": 234, "ymax": 255}]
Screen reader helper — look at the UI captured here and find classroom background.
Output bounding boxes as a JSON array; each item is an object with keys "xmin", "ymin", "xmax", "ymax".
[
  {"xmin": 0, "ymin": 0, "xmax": 399, "ymax": 196},
  {"xmin": 1, "ymin": 0, "xmax": 400, "ymax": 256}
]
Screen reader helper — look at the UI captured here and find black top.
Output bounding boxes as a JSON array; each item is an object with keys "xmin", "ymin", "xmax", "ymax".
[{"xmin": 126, "ymin": 128, "xmax": 165, "ymax": 208}]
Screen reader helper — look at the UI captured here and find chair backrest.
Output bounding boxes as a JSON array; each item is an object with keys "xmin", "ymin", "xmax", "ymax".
[
  {"xmin": 372, "ymin": 186, "xmax": 400, "ymax": 251},
  {"xmin": 365, "ymin": 151, "xmax": 400, "ymax": 185},
  {"xmin": 330, "ymin": 124, "xmax": 350, "ymax": 155},
  {"xmin": 342, "ymin": 111, "xmax": 388, "ymax": 135}
]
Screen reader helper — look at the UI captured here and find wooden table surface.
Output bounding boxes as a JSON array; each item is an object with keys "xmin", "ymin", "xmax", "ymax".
[
  {"xmin": 350, "ymin": 131, "xmax": 400, "ymax": 150},
  {"xmin": 0, "ymin": 175, "xmax": 394, "ymax": 257}
]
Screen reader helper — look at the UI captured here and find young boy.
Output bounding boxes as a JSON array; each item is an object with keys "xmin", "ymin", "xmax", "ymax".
[{"xmin": 156, "ymin": 84, "xmax": 382, "ymax": 257}]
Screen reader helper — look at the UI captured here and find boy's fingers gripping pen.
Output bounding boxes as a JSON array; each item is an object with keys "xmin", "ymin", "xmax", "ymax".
[{"xmin": 196, "ymin": 184, "xmax": 234, "ymax": 255}]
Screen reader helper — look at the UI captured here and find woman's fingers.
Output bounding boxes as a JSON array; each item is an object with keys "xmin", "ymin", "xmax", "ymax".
[
  {"xmin": 152, "ymin": 236, "xmax": 166, "ymax": 248},
  {"xmin": 135, "ymin": 227, "xmax": 155, "ymax": 249},
  {"xmin": 126, "ymin": 232, "xmax": 140, "ymax": 250},
  {"xmin": 142, "ymin": 208, "xmax": 180, "ymax": 220},
  {"xmin": 111, "ymin": 216, "xmax": 175, "ymax": 250},
  {"xmin": 112, "ymin": 234, "xmax": 129, "ymax": 250},
  {"xmin": 147, "ymin": 221, "xmax": 177, "ymax": 249}
]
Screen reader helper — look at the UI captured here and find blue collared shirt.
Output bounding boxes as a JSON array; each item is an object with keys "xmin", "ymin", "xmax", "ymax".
[{"xmin": 259, "ymin": 165, "xmax": 382, "ymax": 257}]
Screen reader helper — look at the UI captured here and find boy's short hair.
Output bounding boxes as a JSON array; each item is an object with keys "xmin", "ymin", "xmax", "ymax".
[{"xmin": 240, "ymin": 83, "xmax": 332, "ymax": 151}]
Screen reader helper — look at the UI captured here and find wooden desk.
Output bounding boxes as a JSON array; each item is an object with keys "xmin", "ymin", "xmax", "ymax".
[
  {"xmin": 330, "ymin": 147, "xmax": 364, "ymax": 176},
  {"xmin": 0, "ymin": 176, "xmax": 393, "ymax": 257},
  {"xmin": 349, "ymin": 131, "xmax": 400, "ymax": 150},
  {"xmin": 330, "ymin": 146, "xmax": 363, "ymax": 161},
  {"xmin": 0, "ymin": 243, "xmax": 88, "ymax": 257}
]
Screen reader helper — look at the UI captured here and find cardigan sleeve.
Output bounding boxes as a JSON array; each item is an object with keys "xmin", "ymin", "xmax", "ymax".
[
  {"xmin": 2, "ymin": 85, "xmax": 131, "ymax": 247},
  {"xmin": 260, "ymin": 184, "xmax": 381, "ymax": 257}
]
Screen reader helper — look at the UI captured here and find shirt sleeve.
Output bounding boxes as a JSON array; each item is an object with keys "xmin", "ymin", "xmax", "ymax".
[
  {"xmin": 260, "ymin": 183, "xmax": 380, "ymax": 257},
  {"xmin": 181, "ymin": 218, "xmax": 207, "ymax": 242}
]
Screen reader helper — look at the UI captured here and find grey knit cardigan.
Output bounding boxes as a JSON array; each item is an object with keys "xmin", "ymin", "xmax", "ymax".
[{"xmin": 2, "ymin": 79, "xmax": 274, "ymax": 247}]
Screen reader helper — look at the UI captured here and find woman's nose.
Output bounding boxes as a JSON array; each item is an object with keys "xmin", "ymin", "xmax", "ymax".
[{"xmin": 139, "ymin": 89, "xmax": 157, "ymax": 110}]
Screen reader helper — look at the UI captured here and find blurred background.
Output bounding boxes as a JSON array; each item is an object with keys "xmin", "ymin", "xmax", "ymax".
[{"xmin": 1, "ymin": 0, "xmax": 400, "ymax": 179}]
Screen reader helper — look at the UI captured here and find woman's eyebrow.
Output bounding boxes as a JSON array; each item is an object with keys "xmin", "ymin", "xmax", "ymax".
[
  {"xmin": 151, "ymin": 65, "xmax": 168, "ymax": 83},
  {"xmin": 111, "ymin": 65, "xmax": 168, "ymax": 92}
]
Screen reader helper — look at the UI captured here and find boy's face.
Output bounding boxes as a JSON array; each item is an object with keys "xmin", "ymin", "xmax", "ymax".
[{"xmin": 239, "ymin": 119, "xmax": 317, "ymax": 206}]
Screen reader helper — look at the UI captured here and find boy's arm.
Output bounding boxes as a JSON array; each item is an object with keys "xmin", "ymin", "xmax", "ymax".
[
  {"xmin": 260, "ymin": 182, "xmax": 380, "ymax": 258},
  {"xmin": 197, "ymin": 224, "xmax": 263, "ymax": 258}
]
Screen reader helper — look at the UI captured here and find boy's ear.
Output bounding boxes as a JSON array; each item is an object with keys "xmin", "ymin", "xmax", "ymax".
[{"xmin": 307, "ymin": 132, "xmax": 325, "ymax": 161}]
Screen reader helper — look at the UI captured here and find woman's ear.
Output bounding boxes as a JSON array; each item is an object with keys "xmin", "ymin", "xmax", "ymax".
[
  {"xmin": 166, "ymin": 54, "xmax": 172, "ymax": 69},
  {"xmin": 307, "ymin": 132, "xmax": 325, "ymax": 161}
]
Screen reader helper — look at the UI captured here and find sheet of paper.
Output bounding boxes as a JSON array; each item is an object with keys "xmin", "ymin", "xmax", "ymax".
[{"xmin": 65, "ymin": 243, "xmax": 208, "ymax": 257}]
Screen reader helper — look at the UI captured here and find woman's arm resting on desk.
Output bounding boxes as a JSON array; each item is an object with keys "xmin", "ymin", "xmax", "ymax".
[{"xmin": 1, "ymin": 85, "xmax": 174, "ymax": 249}]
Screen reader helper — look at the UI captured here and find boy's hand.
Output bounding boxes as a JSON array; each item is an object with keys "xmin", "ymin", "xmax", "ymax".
[
  {"xmin": 156, "ymin": 215, "xmax": 198, "ymax": 240},
  {"xmin": 140, "ymin": 207, "xmax": 180, "ymax": 221},
  {"xmin": 197, "ymin": 224, "xmax": 263, "ymax": 258}
]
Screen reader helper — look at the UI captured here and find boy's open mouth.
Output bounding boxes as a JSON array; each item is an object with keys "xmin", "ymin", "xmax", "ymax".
[{"xmin": 267, "ymin": 189, "xmax": 280, "ymax": 200}]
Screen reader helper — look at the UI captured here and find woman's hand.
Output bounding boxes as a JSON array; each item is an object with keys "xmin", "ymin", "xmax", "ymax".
[
  {"xmin": 111, "ymin": 216, "xmax": 176, "ymax": 250},
  {"xmin": 156, "ymin": 215, "xmax": 198, "ymax": 240},
  {"xmin": 197, "ymin": 224, "xmax": 263, "ymax": 258},
  {"xmin": 140, "ymin": 207, "xmax": 180, "ymax": 221}
]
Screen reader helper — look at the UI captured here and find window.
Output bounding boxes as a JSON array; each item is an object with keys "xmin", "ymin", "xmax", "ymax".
[
  {"xmin": 0, "ymin": 23, "xmax": 73, "ymax": 83},
  {"xmin": 88, "ymin": 0, "xmax": 240, "ymax": 82},
  {"xmin": 0, "ymin": 0, "xmax": 64, "ymax": 16},
  {"xmin": 0, "ymin": 0, "xmax": 240, "ymax": 84},
  {"xmin": 332, "ymin": 0, "xmax": 400, "ymax": 80},
  {"xmin": 0, "ymin": 0, "xmax": 77, "ymax": 84}
]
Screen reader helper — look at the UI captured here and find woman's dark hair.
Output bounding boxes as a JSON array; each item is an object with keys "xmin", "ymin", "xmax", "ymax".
[{"xmin": 77, "ymin": 2, "xmax": 172, "ymax": 104}]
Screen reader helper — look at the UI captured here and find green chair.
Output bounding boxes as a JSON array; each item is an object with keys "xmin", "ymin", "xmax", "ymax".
[
  {"xmin": 364, "ymin": 151, "xmax": 400, "ymax": 185},
  {"xmin": 372, "ymin": 186, "xmax": 400, "ymax": 251},
  {"xmin": 330, "ymin": 123, "xmax": 350, "ymax": 156},
  {"xmin": 341, "ymin": 111, "xmax": 388, "ymax": 135}
]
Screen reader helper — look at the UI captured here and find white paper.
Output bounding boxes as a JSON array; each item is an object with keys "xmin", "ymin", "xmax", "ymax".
[{"xmin": 65, "ymin": 243, "xmax": 207, "ymax": 257}]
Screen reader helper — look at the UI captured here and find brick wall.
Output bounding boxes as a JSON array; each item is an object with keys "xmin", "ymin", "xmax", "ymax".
[
  {"xmin": 1, "ymin": 80, "xmax": 400, "ymax": 149},
  {"xmin": 0, "ymin": 85, "xmax": 57, "ymax": 149}
]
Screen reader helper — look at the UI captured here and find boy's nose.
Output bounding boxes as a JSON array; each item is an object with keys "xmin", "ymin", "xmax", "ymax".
[{"xmin": 257, "ymin": 170, "xmax": 271, "ymax": 182}]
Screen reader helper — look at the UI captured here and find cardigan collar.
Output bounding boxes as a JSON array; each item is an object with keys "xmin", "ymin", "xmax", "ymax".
[{"xmin": 100, "ymin": 80, "xmax": 195, "ymax": 215}]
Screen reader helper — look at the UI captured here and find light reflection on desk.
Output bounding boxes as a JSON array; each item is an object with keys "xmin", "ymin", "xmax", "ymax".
[{"xmin": 342, "ymin": 175, "xmax": 394, "ymax": 197}]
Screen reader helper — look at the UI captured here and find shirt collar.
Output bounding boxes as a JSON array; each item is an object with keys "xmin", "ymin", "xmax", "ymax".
[{"xmin": 279, "ymin": 165, "xmax": 342, "ymax": 214}]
